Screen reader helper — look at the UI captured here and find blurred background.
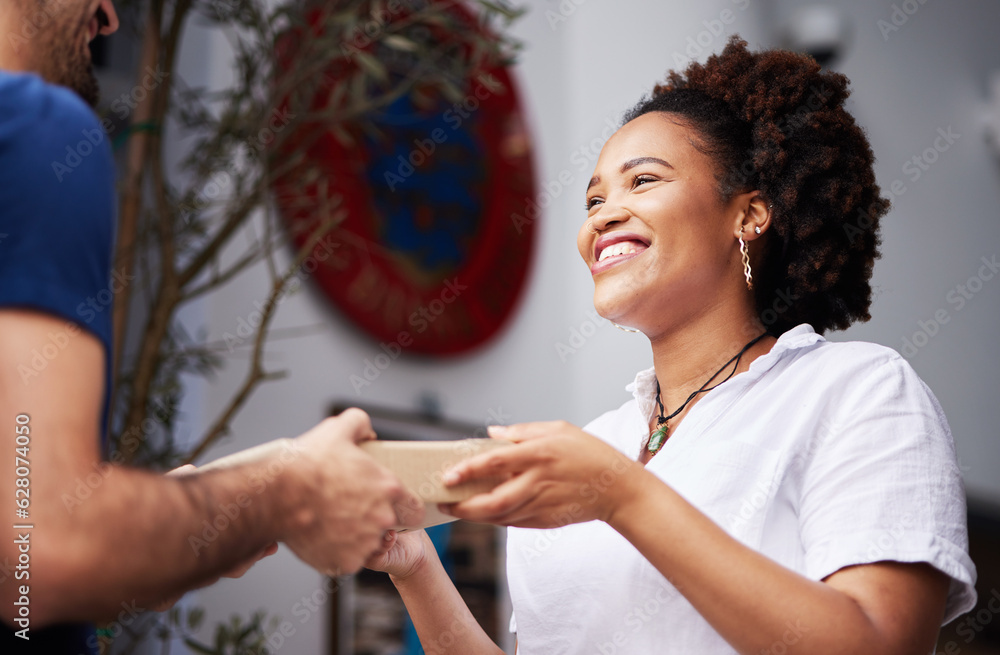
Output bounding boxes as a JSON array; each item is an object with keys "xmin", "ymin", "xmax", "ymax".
[{"xmin": 92, "ymin": 0, "xmax": 1000, "ymax": 652}]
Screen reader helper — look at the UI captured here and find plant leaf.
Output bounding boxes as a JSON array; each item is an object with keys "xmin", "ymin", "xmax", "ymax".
[{"xmin": 353, "ymin": 51, "xmax": 389, "ymax": 84}]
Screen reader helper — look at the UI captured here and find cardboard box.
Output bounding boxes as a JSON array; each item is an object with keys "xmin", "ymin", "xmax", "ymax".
[
  {"xmin": 361, "ymin": 439, "xmax": 512, "ymax": 530},
  {"xmin": 194, "ymin": 438, "xmax": 512, "ymax": 530}
]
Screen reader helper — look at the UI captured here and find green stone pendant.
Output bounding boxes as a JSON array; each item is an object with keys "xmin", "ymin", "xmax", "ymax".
[{"xmin": 648, "ymin": 425, "xmax": 669, "ymax": 454}]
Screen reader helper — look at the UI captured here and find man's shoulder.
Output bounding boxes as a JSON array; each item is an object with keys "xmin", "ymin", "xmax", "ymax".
[
  {"xmin": 0, "ymin": 71, "xmax": 113, "ymax": 183},
  {"xmin": 0, "ymin": 71, "xmax": 101, "ymax": 133}
]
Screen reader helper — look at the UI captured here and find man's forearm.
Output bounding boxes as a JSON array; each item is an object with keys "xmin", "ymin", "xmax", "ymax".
[{"xmin": 30, "ymin": 449, "xmax": 299, "ymax": 625}]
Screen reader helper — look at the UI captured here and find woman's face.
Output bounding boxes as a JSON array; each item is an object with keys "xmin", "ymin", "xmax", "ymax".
[{"xmin": 577, "ymin": 112, "xmax": 752, "ymax": 336}]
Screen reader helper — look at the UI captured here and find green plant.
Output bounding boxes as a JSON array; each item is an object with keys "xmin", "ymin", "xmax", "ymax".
[{"xmin": 101, "ymin": 0, "xmax": 523, "ymax": 652}]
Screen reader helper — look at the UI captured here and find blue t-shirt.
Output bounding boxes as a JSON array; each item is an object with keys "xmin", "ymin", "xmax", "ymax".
[{"xmin": 0, "ymin": 71, "xmax": 115, "ymax": 654}]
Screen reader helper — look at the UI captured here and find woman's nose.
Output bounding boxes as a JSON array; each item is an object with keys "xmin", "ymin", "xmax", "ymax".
[{"xmin": 589, "ymin": 202, "xmax": 631, "ymax": 232}]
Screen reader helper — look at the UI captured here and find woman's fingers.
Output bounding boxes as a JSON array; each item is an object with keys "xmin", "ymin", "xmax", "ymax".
[
  {"xmin": 443, "ymin": 471, "xmax": 540, "ymax": 524},
  {"xmin": 365, "ymin": 531, "xmax": 398, "ymax": 567},
  {"xmin": 377, "ymin": 530, "xmax": 398, "ymax": 554},
  {"xmin": 487, "ymin": 421, "xmax": 567, "ymax": 443},
  {"xmin": 443, "ymin": 443, "xmax": 528, "ymax": 486},
  {"xmin": 445, "ymin": 421, "xmax": 570, "ymax": 485}
]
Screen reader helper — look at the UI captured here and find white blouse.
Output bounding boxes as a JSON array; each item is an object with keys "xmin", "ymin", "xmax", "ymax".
[{"xmin": 506, "ymin": 324, "xmax": 977, "ymax": 654}]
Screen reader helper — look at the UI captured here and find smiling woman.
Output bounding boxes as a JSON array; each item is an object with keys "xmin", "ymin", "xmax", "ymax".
[{"xmin": 365, "ymin": 36, "xmax": 977, "ymax": 655}]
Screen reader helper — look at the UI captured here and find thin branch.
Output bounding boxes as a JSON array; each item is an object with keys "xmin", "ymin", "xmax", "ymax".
[
  {"xmin": 180, "ymin": 240, "xmax": 274, "ymax": 301},
  {"xmin": 183, "ymin": 211, "xmax": 343, "ymax": 464},
  {"xmin": 177, "ymin": 323, "xmax": 331, "ymax": 356},
  {"xmin": 118, "ymin": 0, "xmax": 195, "ymax": 463},
  {"xmin": 261, "ymin": 196, "xmax": 279, "ymax": 283},
  {"xmin": 110, "ymin": 4, "xmax": 162, "ymax": 409}
]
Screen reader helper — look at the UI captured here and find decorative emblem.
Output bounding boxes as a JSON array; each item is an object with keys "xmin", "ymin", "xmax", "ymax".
[{"xmin": 273, "ymin": 5, "xmax": 536, "ymax": 356}]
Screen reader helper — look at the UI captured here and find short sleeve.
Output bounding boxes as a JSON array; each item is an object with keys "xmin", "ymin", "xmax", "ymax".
[
  {"xmin": 798, "ymin": 353, "xmax": 977, "ymax": 624},
  {"xmin": 0, "ymin": 73, "xmax": 116, "ymax": 355}
]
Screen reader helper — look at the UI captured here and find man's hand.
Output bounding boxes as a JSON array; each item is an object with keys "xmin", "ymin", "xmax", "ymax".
[
  {"xmin": 280, "ymin": 409, "xmax": 424, "ymax": 576},
  {"xmin": 0, "ymin": 308, "xmax": 422, "ymax": 625}
]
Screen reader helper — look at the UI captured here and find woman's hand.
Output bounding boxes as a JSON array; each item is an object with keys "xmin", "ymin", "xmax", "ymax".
[
  {"xmin": 440, "ymin": 422, "xmax": 645, "ymax": 528},
  {"xmin": 365, "ymin": 530, "xmax": 430, "ymax": 581}
]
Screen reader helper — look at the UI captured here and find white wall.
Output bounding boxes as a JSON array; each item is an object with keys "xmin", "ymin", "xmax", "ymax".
[
  {"xmin": 179, "ymin": 0, "xmax": 1000, "ymax": 652},
  {"xmin": 768, "ymin": 0, "xmax": 1000, "ymax": 501}
]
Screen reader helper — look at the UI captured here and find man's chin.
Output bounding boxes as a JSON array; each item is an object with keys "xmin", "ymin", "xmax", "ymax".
[
  {"xmin": 46, "ymin": 52, "xmax": 102, "ymax": 108},
  {"xmin": 74, "ymin": 69, "xmax": 101, "ymax": 108}
]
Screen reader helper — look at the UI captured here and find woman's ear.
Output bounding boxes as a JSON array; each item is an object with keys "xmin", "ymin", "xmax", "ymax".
[{"xmin": 734, "ymin": 191, "xmax": 771, "ymax": 241}]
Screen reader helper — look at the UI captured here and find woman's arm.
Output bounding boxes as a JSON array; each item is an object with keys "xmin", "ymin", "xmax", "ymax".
[
  {"xmin": 366, "ymin": 531, "xmax": 505, "ymax": 655},
  {"xmin": 609, "ymin": 468, "xmax": 949, "ymax": 655},
  {"xmin": 443, "ymin": 422, "xmax": 950, "ymax": 655}
]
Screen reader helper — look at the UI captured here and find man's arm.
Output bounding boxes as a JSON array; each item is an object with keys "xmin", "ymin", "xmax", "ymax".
[{"xmin": 0, "ymin": 309, "xmax": 421, "ymax": 627}]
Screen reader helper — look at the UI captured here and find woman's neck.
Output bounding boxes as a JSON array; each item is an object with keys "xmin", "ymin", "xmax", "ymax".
[{"xmin": 647, "ymin": 304, "xmax": 775, "ymax": 414}]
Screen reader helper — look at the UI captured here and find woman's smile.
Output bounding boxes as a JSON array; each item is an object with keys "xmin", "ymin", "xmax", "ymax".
[{"xmin": 591, "ymin": 231, "xmax": 651, "ymax": 275}]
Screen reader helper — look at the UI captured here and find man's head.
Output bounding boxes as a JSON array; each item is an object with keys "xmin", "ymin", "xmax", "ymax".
[{"xmin": 1, "ymin": 0, "xmax": 119, "ymax": 107}]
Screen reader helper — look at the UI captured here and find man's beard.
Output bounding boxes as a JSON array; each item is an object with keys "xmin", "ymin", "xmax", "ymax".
[
  {"xmin": 39, "ymin": 38, "xmax": 101, "ymax": 108},
  {"xmin": 27, "ymin": 0, "xmax": 102, "ymax": 108}
]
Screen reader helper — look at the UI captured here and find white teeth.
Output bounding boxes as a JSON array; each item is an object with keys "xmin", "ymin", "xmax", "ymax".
[{"xmin": 598, "ymin": 241, "xmax": 642, "ymax": 262}]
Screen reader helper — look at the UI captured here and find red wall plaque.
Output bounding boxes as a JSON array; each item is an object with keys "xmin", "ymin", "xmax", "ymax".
[{"xmin": 273, "ymin": 5, "xmax": 537, "ymax": 356}]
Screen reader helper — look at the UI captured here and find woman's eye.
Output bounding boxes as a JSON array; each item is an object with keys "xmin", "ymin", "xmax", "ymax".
[
  {"xmin": 632, "ymin": 174, "xmax": 656, "ymax": 188},
  {"xmin": 585, "ymin": 198, "xmax": 603, "ymax": 210}
]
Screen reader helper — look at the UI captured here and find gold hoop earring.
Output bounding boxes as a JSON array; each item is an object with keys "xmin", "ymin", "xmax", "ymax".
[{"xmin": 740, "ymin": 228, "xmax": 753, "ymax": 291}]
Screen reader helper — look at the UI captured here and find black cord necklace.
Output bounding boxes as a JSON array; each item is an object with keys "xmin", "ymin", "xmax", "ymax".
[{"xmin": 647, "ymin": 332, "xmax": 769, "ymax": 455}]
